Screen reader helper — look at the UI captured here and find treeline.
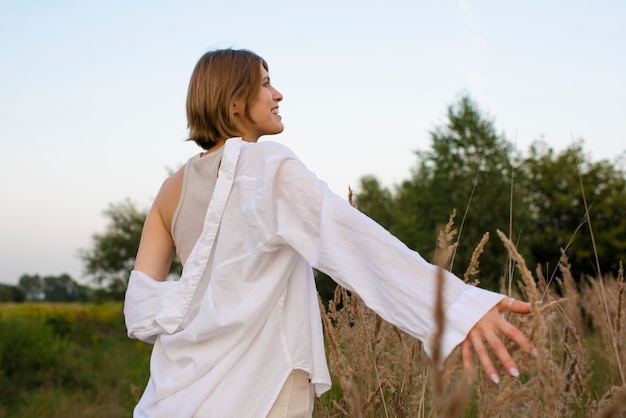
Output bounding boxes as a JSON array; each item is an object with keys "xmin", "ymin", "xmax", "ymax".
[{"xmin": 0, "ymin": 274, "xmax": 115, "ymax": 303}]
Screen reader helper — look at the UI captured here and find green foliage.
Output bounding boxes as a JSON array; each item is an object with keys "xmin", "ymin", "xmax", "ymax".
[
  {"xmin": 43, "ymin": 274, "xmax": 90, "ymax": 302},
  {"xmin": 17, "ymin": 273, "xmax": 89, "ymax": 302},
  {"xmin": 355, "ymin": 95, "xmax": 525, "ymax": 289},
  {"xmin": 79, "ymin": 199, "xmax": 182, "ymax": 299},
  {"xmin": 354, "ymin": 95, "xmax": 626, "ymax": 287},
  {"xmin": 315, "ymin": 270, "xmax": 336, "ymax": 306},
  {"xmin": 0, "ymin": 316, "xmax": 75, "ymax": 404},
  {"xmin": 79, "ymin": 200, "xmax": 146, "ymax": 298},
  {"xmin": 19, "ymin": 273, "xmax": 44, "ymax": 301},
  {"xmin": 0, "ymin": 283, "xmax": 25, "ymax": 302},
  {"xmin": 411, "ymin": 96, "xmax": 527, "ymax": 288},
  {"xmin": 519, "ymin": 141, "xmax": 626, "ymax": 278},
  {"xmin": 0, "ymin": 303, "xmax": 150, "ymax": 417},
  {"xmin": 354, "ymin": 175, "xmax": 396, "ymax": 228}
]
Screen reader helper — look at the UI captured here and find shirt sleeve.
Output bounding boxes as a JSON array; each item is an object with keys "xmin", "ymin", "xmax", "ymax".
[
  {"xmin": 124, "ymin": 270, "xmax": 179, "ymax": 343},
  {"xmin": 262, "ymin": 152, "xmax": 505, "ymax": 360}
]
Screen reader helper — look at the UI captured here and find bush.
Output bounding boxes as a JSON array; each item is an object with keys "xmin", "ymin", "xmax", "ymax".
[
  {"xmin": 0, "ymin": 316, "xmax": 62, "ymax": 401},
  {"xmin": 0, "ymin": 303, "xmax": 149, "ymax": 417}
]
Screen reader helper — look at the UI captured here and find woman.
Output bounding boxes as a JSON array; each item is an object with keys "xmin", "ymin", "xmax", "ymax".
[{"xmin": 124, "ymin": 48, "xmax": 535, "ymax": 417}]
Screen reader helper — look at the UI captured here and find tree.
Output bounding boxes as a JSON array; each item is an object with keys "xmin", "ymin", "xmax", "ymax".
[
  {"xmin": 353, "ymin": 95, "xmax": 626, "ymax": 289},
  {"xmin": 18, "ymin": 274, "xmax": 44, "ymax": 301},
  {"xmin": 353, "ymin": 176, "xmax": 395, "ymax": 228},
  {"xmin": 519, "ymin": 141, "xmax": 626, "ymax": 279},
  {"xmin": 0, "ymin": 284, "xmax": 25, "ymax": 302},
  {"xmin": 392, "ymin": 95, "xmax": 527, "ymax": 289},
  {"xmin": 42, "ymin": 274, "xmax": 89, "ymax": 302},
  {"xmin": 80, "ymin": 200, "xmax": 182, "ymax": 299}
]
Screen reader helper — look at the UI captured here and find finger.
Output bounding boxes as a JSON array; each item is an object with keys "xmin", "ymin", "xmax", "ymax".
[
  {"xmin": 497, "ymin": 318, "xmax": 538, "ymax": 356},
  {"xmin": 484, "ymin": 330, "xmax": 519, "ymax": 378},
  {"xmin": 461, "ymin": 339, "xmax": 473, "ymax": 374},
  {"xmin": 497, "ymin": 297, "xmax": 531, "ymax": 314},
  {"xmin": 461, "ymin": 340, "xmax": 475, "ymax": 384},
  {"xmin": 469, "ymin": 331, "xmax": 499, "ymax": 384}
]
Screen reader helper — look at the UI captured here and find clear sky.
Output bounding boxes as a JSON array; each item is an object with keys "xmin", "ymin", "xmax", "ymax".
[{"xmin": 1, "ymin": 0, "xmax": 624, "ymax": 285}]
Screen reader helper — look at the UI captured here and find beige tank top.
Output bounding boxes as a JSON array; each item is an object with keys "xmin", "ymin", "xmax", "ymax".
[{"xmin": 171, "ymin": 146, "xmax": 224, "ymax": 265}]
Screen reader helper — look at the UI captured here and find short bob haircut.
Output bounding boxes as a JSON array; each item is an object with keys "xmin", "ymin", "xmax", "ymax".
[{"xmin": 186, "ymin": 49, "xmax": 268, "ymax": 150}]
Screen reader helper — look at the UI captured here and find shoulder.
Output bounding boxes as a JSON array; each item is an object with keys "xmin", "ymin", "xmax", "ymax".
[
  {"xmin": 153, "ymin": 165, "xmax": 185, "ymax": 233},
  {"xmin": 159, "ymin": 167, "xmax": 185, "ymax": 199}
]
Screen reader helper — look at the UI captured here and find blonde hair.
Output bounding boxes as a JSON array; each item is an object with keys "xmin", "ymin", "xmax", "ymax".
[{"xmin": 186, "ymin": 49, "xmax": 268, "ymax": 150}]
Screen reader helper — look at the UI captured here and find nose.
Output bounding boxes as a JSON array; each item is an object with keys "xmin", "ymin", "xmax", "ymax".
[{"xmin": 272, "ymin": 86, "xmax": 283, "ymax": 102}]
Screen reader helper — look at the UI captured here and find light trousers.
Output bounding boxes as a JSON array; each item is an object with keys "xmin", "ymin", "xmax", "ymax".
[{"xmin": 266, "ymin": 369, "xmax": 314, "ymax": 417}]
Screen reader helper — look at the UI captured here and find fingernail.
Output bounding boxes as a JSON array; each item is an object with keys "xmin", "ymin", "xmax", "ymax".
[
  {"xmin": 530, "ymin": 347, "xmax": 539, "ymax": 357},
  {"xmin": 490, "ymin": 373, "xmax": 500, "ymax": 384},
  {"xmin": 509, "ymin": 367, "xmax": 519, "ymax": 378}
]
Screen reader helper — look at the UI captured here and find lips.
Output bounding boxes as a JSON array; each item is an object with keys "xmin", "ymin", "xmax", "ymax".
[{"xmin": 271, "ymin": 107, "xmax": 281, "ymax": 120}]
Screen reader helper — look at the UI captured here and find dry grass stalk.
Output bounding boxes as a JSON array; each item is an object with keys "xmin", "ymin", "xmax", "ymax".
[
  {"xmin": 617, "ymin": 263, "xmax": 624, "ymax": 373},
  {"xmin": 496, "ymin": 229, "xmax": 539, "ymax": 304},
  {"xmin": 347, "ymin": 186, "xmax": 355, "ymax": 208},
  {"xmin": 572, "ymin": 146, "xmax": 626, "ymax": 386},
  {"xmin": 317, "ymin": 293, "xmax": 355, "ymax": 409},
  {"xmin": 431, "ymin": 212, "xmax": 460, "ymax": 412},
  {"xmin": 343, "ymin": 379, "xmax": 364, "ymax": 418},
  {"xmin": 496, "ymin": 229, "xmax": 563, "ymax": 417},
  {"xmin": 582, "ymin": 274, "xmax": 626, "ymax": 386},
  {"xmin": 555, "ymin": 303, "xmax": 588, "ymax": 405},
  {"xmin": 590, "ymin": 272, "xmax": 624, "ymax": 385},
  {"xmin": 430, "ymin": 266, "xmax": 446, "ymax": 410},
  {"xmin": 440, "ymin": 370, "xmax": 472, "ymax": 418},
  {"xmin": 463, "ymin": 232, "xmax": 489, "ymax": 285},
  {"xmin": 436, "ymin": 210, "xmax": 459, "ymax": 271},
  {"xmin": 431, "ymin": 214, "xmax": 476, "ymax": 417},
  {"xmin": 535, "ymin": 264, "xmax": 550, "ymax": 299},
  {"xmin": 449, "ymin": 169, "xmax": 480, "ymax": 271},
  {"xmin": 594, "ymin": 384, "xmax": 626, "ymax": 418},
  {"xmin": 558, "ymin": 249, "xmax": 586, "ymax": 335}
]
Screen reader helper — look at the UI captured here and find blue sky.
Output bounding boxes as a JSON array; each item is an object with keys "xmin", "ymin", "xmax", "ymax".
[{"xmin": 1, "ymin": 0, "xmax": 624, "ymax": 285}]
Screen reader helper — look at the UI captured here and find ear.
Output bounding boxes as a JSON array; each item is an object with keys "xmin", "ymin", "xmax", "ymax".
[{"xmin": 232, "ymin": 98, "xmax": 244, "ymax": 115}]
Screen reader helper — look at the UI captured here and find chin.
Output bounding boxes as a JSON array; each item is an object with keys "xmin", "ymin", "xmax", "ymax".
[{"xmin": 271, "ymin": 124, "xmax": 285, "ymax": 135}]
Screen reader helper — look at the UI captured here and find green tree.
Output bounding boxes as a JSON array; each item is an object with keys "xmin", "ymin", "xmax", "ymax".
[
  {"xmin": 42, "ymin": 274, "xmax": 89, "ymax": 302},
  {"xmin": 353, "ymin": 95, "xmax": 626, "ymax": 289},
  {"xmin": 353, "ymin": 175, "xmax": 395, "ymax": 228},
  {"xmin": 80, "ymin": 200, "xmax": 182, "ymax": 299},
  {"xmin": 394, "ymin": 95, "xmax": 526, "ymax": 289},
  {"xmin": 18, "ymin": 274, "xmax": 44, "ymax": 301},
  {"xmin": 519, "ymin": 141, "xmax": 626, "ymax": 279},
  {"xmin": 0, "ymin": 284, "xmax": 25, "ymax": 302}
]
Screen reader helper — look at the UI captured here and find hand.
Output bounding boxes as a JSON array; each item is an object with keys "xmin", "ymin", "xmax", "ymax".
[{"xmin": 461, "ymin": 297, "xmax": 536, "ymax": 384}]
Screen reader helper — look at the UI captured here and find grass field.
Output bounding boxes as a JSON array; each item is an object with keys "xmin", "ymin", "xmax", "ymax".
[
  {"xmin": 0, "ymin": 302, "xmax": 150, "ymax": 417},
  {"xmin": 1, "ymin": 239, "xmax": 625, "ymax": 417}
]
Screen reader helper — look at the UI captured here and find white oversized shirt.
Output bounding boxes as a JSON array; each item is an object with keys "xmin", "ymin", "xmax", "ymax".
[{"xmin": 124, "ymin": 138, "xmax": 504, "ymax": 417}]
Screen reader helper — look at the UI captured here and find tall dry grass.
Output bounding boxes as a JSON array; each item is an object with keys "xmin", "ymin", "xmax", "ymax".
[{"xmin": 314, "ymin": 221, "xmax": 626, "ymax": 417}]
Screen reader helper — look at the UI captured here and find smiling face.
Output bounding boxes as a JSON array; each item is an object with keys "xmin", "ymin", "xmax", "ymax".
[{"xmin": 234, "ymin": 65, "xmax": 284, "ymax": 142}]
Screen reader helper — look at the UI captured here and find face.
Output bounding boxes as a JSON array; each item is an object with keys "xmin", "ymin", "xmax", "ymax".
[{"xmin": 234, "ymin": 65, "xmax": 284, "ymax": 142}]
